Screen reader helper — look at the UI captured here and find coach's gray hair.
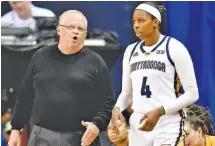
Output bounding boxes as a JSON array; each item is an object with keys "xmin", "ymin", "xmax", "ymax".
[{"xmin": 59, "ymin": 10, "xmax": 88, "ymax": 28}]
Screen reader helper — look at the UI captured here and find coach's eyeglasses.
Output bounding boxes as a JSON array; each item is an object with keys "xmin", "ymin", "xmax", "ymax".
[{"xmin": 59, "ymin": 25, "xmax": 86, "ymax": 32}]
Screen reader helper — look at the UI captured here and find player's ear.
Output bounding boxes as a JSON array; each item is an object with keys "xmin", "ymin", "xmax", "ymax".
[
  {"xmin": 153, "ymin": 19, "xmax": 159, "ymax": 28},
  {"xmin": 197, "ymin": 127, "xmax": 203, "ymax": 136}
]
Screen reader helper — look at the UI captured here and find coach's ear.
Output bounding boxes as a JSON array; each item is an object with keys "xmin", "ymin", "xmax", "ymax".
[{"xmin": 56, "ymin": 25, "xmax": 60, "ymax": 36}]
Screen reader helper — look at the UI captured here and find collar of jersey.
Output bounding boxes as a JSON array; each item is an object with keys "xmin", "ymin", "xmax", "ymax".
[{"xmin": 140, "ymin": 36, "xmax": 167, "ymax": 54}]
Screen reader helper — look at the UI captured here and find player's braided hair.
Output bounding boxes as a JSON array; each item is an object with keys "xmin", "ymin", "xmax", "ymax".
[{"xmin": 186, "ymin": 104, "xmax": 214, "ymax": 135}]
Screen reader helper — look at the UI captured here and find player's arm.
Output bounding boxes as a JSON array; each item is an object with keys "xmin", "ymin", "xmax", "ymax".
[
  {"xmin": 163, "ymin": 38, "xmax": 199, "ymax": 114},
  {"xmin": 114, "ymin": 46, "xmax": 133, "ymax": 112}
]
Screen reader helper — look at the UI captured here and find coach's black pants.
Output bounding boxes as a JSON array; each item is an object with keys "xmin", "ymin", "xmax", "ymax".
[{"xmin": 28, "ymin": 125, "xmax": 101, "ymax": 146}]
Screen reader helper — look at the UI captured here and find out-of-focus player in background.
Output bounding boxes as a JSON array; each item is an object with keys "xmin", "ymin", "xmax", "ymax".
[
  {"xmin": 107, "ymin": 116, "xmax": 129, "ymax": 146},
  {"xmin": 178, "ymin": 104, "xmax": 215, "ymax": 146},
  {"xmin": 183, "ymin": 113, "xmax": 215, "ymax": 146},
  {"xmin": 112, "ymin": 2, "xmax": 199, "ymax": 146}
]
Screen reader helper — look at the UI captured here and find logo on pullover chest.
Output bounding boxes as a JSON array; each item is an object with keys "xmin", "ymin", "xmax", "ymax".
[{"xmin": 156, "ymin": 50, "xmax": 165, "ymax": 55}]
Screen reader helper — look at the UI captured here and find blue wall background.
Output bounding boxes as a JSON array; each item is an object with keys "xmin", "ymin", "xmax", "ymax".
[
  {"xmin": 166, "ymin": 1, "xmax": 215, "ymax": 123},
  {"xmin": 1, "ymin": 1, "xmax": 215, "ymax": 126}
]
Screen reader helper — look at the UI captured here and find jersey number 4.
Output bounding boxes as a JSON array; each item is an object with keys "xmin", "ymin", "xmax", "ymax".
[{"xmin": 141, "ymin": 77, "xmax": 151, "ymax": 98}]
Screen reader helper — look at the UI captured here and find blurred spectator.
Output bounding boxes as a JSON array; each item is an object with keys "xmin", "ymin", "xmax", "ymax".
[
  {"xmin": 183, "ymin": 112, "xmax": 215, "ymax": 146},
  {"xmin": 1, "ymin": 1, "xmax": 55, "ymax": 30},
  {"xmin": 1, "ymin": 133, "xmax": 7, "ymax": 146},
  {"xmin": 185, "ymin": 104, "xmax": 214, "ymax": 135},
  {"xmin": 107, "ymin": 117, "xmax": 129, "ymax": 146},
  {"xmin": 177, "ymin": 104, "xmax": 215, "ymax": 146},
  {"xmin": 1, "ymin": 100, "xmax": 12, "ymax": 146}
]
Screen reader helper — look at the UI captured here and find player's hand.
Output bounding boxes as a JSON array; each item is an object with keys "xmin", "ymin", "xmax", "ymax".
[
  {"xmin": 81, "ymin": 121, "xmax": 99, "ymax": 146},
  {"xmin": 138, "ymin": 106, "xmax": 165, "ymax": 131},
  {"xmin": 111, "ymin": 106, "xmax": 125, "ymax": 134},
  {"xmin": 8, "ymin": 130, "xmax": 21, "ymax": 146}
]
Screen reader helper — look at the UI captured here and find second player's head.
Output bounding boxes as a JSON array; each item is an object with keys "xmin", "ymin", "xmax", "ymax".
[
  {"xmin": 186, "ymin": 104, "xmax": 214, "ymax": 135},
  {"xmin": 184, "ymin": 112, "xmax": 207, "ymax": 146},
  {"xmin": 184, "ymin": 104, "xmax": 214, "ymax": 146},
  {"xmin": 132, "ymin": 2, "xmax": 163, "ymax": 40},
  {"xmin": 107, "ymin": 119, "xmax": 128, "ymax": 145}
]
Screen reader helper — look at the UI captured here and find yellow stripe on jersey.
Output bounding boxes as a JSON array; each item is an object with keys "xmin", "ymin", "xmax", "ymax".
[
  {"xmin": 205, "ymin": 135, "xmax": 215, "ymax": 146},
  {"xmin": 177, "ymin": 135, "xmax": 215, "ymax": 146},
  {"xmin": 174, "ymin": 74, "xmax": 182, "ymax": 97},
  {"xmin": 176, "ymin": 136, "xmax": 185, "ymax": 146},
  {"xmin": 174, "ymin": 75, "xmax": 186, "ymax": 146}
]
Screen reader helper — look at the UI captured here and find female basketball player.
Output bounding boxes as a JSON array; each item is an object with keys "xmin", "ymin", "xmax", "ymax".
[{"xmin": 112, "ymin": 2, "xmax": 199, "ymax": 146}]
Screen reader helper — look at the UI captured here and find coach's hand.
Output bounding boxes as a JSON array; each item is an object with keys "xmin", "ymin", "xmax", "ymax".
[
  {"xmin": 81, "ymin": 121, "xmax": 99, "ymax": 146},
  {"xmin": 8, "ymin": 130, "xmax": 21, "ymax": 146},
  {"xmin": 138, "ymin": 106, "xmax": 165, "ymax": 131},
  {"xmin": 111, "ymin": 106, "xmax": 125, "ymax": 134}
]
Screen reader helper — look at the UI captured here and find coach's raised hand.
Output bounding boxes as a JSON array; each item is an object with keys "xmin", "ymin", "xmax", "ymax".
[
  {"xmin": 138, "ymin": 106, "xmax": 165, "ymax": 131},
  {"xmin": 81, "ymin": 121, "xmax": 99, "ymax": 146}
]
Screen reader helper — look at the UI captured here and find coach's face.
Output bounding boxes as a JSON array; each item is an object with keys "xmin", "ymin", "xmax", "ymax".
[
  {"xmin": 57, "ymin": 13, "xmax": 87, "ymax": 47},
  {"xmin": 184, "ymin": 122, "xmax": 202, "ymax": 146},
  {"xmin": 107, "ymin": 120, "xmax": 128, "ymax": 144},
  {"xmin": 133, "ymin": 9, "xmax": 159, "ymax": 40}
]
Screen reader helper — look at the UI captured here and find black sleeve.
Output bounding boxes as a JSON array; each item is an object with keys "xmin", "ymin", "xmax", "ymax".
[
  {"xmin": 91, "ymin": 60, "xmax": 115, "ymax": 132},
  {"xmin": 11, "ymin": 53, "xmax": 36, "ymax": 130}
]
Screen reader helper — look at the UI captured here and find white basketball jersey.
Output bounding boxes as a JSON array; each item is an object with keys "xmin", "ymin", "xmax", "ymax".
[{"xmin": 129, "ymin": 35, "xmax": 181, "ymax": 113}]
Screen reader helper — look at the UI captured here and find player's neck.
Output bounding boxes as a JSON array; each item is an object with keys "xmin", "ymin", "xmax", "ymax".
[
  {"xmin": 200, "ymin": 135, "xmax": 206, "ymax": 146},
  {"xmin": 144, "ymin": 30, "xmax": 160, "ymax": 47}
]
